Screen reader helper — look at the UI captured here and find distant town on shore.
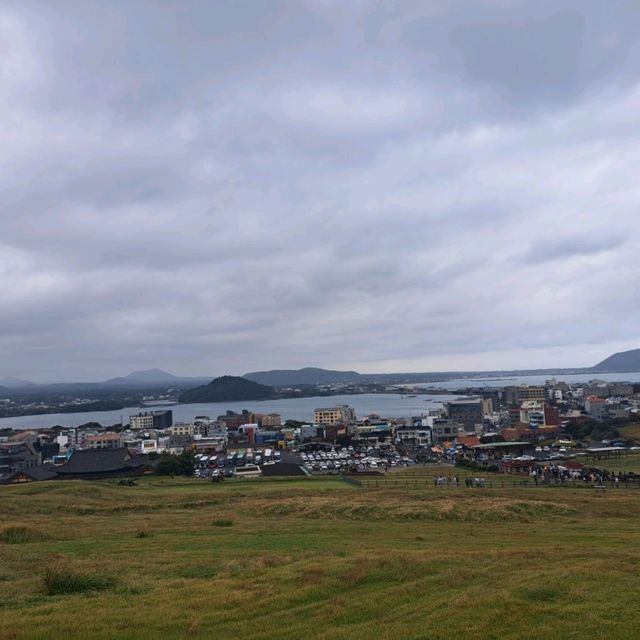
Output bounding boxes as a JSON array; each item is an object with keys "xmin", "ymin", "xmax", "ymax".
[
  {"xmin": 2, "ymin": 348, "xmax": 640, "ymax": 486},
  {"xmin": 1, "ymin": 348, "xmax": 639, "ymax": 420}
]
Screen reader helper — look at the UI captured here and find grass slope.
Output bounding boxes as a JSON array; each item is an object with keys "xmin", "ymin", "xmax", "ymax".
[
  {"xmin": 1, "ymin": 477, "xmax": 640, "ymax": 639},
  {"xmin": 578, "ymin": 451, "xmax": 640, "ymax": 475}
]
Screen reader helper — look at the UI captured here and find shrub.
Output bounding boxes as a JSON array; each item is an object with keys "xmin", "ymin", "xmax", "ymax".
[
  {"xmin": 43, "ymin": 567, "xmax": 116, "ymax": 595},
  {"xmin": 156, "ymin": 452, "xmax": 196, "ymax": 476},
  {"xmin": 213, "ymin": 519, "xmax": 233, "ymax": 528},
  {"xmin": 135, "ymin": 529, "xmax": 152, "ymax": 538},
  {"xmin": 455, "ymin": 459, "xmax": 499, "ymax": 473},
  {"xmin": 456, "ymin": 459, "xmax": 483, "ymax": 470},
  {"xmin": 177, "ymin": 566, "xmax": 218, "ymax": 579},
  {"xmin": 0, "ymin": 526, "xmax": 48, "ymax": 544},
  {"xmin": 521, "ymin": 586, "xmax": 561, "ymax": 603}
]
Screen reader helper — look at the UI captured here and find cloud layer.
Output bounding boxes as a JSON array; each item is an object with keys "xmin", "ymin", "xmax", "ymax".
[{"xmin": 1, "ymin": 0, "xmax": 640, "ymax": 380}]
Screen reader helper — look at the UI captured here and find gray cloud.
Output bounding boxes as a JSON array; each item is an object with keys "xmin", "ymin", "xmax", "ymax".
[
  {"xmin": 523, "ymin": 233, "xmax": 627, "ymax": 265},
  {"xmin": 1, "ymin": 0, "xmax": 639, "ymax": 381},
  {"xmin": 449, "ymin": 11, "xmax": 586, "ymax": 104}
]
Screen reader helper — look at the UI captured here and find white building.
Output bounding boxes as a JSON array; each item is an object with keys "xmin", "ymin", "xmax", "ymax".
[
  {"xmin": 130, "ymin": 414, "xmax": 154, "ymax": 430},
  {"xmin": 395, "ymin": 426, "xmax": 431, "ymax": 447},
  {"xmin": 139, "ymin": 439, "xmax": 159, "ymax": 454}
]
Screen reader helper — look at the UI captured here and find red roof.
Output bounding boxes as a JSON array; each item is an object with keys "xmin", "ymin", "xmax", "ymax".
[
  {"xmin": 503, "ymin": 427, "xmax": 530, "ymax": 441},
  {"xmin": 561, "ymin": 460, "xmax": 584, "ymax": 469}
]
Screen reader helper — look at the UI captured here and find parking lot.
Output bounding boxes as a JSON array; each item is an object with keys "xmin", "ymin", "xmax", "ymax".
[
  {"xmin": 193, "ymin": 444, "xmax": 417, "ymax": 478},
  {"xmin": 297, "ymin": 444, "xmax": 414, "ymax": 475},
  {"xmin": 194, "ymin": 448, "xmax": 283, "ymax": 478}
]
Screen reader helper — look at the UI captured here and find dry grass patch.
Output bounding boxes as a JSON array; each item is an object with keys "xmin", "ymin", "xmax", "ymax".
[
  {"xmin": 0, "ymin": 526, "xmax": 49, "ymax": 544},
  {"xmin": 258, "ymin": 493, "xmax": 577, "ymax": 523}
]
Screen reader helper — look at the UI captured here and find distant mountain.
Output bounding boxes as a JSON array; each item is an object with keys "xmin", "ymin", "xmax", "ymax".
[
  {"xmin": 101, "ymin": 368, "xmax": 211, "ymax": 387},
  {"xmin": 0, "ymin": 376, "xmax": 35, "ymax": 388},
  {"xmin": 244, "ymin": 367, "xmax": 363, "ymax": 386},
  {"xmin": 592, "ymin": 349, "xmax": 640, "ymax": 373},
  {"xmin": 179, "ymin": 376, "xmax": 276, "ymax": 404},
  {"xmin": 124, "ymin": 368, "xmax": 182, "ymax": 382}
]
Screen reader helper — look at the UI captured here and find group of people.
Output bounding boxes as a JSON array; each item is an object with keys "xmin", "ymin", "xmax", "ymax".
[
  {"xmin": 522, "ymin": 465, "xmax": 640, "ymax": 487},
  {"xmin": 433, "ymin": 475, "xmax": 459, "ymax": 486},
  {"xmin": 431, "ymin": 475, "xmax": 487, "ymax": 487}
]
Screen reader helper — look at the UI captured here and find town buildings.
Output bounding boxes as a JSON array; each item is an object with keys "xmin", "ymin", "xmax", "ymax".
[
  {"xmin": 84, "ymin": 433, "xmax": 123, "ymax": 449},
  {"xmin": 0, "ymin": 441, "xmax": 41, "ymax": 476},
  {"xmin": 313, "ymin": 405, "xmax": 356, "ymax": 426},
  {"xmin": 585, "ymin": 396, "xmax": 609, "ymax": 421},
  {"xmin": 504, "ymin": 385, "xmax": 546, "ymax": 405},
  {"xmin": 130, "ymin": 410, "xmax": 173, "ymax": 430},
  {"xmin": 1, "ymin": 376, "xmax": 639, "ymax": 483},
  {"xmin": 445, "ymin": 398, "xmax": 492, "ymax": 430},
  {"xmin": 395, "ymin": 425, "xmax": 431, "ymax": 447}
]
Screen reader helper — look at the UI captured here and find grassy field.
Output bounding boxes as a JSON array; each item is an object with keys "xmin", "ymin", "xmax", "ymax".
[
  {"xmin": 617, "ymin": 423, "xmax": 640, "ymax": 441},
  {"xmin": 578, "ymin": 451, "xmax": 640, "ymax": 475},
  {"xmin": 2, "ymin": 476, "xmax": 640, "ymax": 639},
  {"xmin": 388, "ymin": 464, "xmax": 494, "ymax": 477}
]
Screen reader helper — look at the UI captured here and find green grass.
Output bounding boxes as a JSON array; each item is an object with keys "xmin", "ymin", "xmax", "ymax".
[
  {"xmin": 617, "ymin": 423, "xmax": 640, "ymax": 441},
  {"xmin": 579, "ymin": 451, "xmax": 640, "ymax": 475},
  {"xmin": 1, "ymin": 476, "xmax": 640, "ymax": 639},
  {"xmin": 0, "ymin": 526, "xmax": 49, "ymax": 544},
  {"xmin": 389, "ymin": 463, "xmax": 502, "ymax": 477},
  {"xmin": 212, "ymin": 518, "xmax": 234, "ymax": 527},
  {"xmin": 42, "ymin": 567, "xmax": 116, "ymax": 595},
  {"xmin": 360, "ymin": 463, "xmax": 508, "ymax": 488}
]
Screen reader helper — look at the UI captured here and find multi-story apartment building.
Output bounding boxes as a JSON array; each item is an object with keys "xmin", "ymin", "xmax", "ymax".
[
  {"xmin": 151, "ymin": 410, "xmax": 173, "ymax": 429},
  {"xmin": 519, "ymin": 401, "xmax": 546, "ymax": 427},
  {"xmin": 313, "ymin": 405, "xmax": 356, "ymax": 426},
  {"xmin": 130, "ymin": 410, "xmax": 173, "ymax": 430},
  {"xmin": 608, "ymin": 383, "xmax": 634, "ymax": 397},
  {"xmin": 84, "ymin": 433, "xmax": 123, "ymax": 450},
  {"xmin": 216, "ymin": 411, "xmax": 256, "ymax": 430},
  {"xmin": 585, "ymin": 396, "xmax": 609, "ymax": 421},
  {"xmin": 446, "ymin": 399, "xmax": 491, "ymax": 429},
  {"xmin": 170, "ymin": 423, "xmax": 195, "ymax": 437},
  {"xmin": 0, "ymin": 442, "xmax": 41, "ymax": 477},
  {"xmin": 504, "ymin": 385, "xmax": 546, "ymax": 405},
  {"xmin": 395, "ymin": 426, "xmax": 431, "ymax": 447},
  {"xmin": 257, "ymin": 413, "xmax": 282, "ymax": 428},
  {"xmin": 430, "ymin": 418, "xmax": 464, "ymax": 441},
  {"xmin": 583, "ymin": 384, "xmax": 610, "ymax": 398},
  {"xmin": 130, "ymin": 413, "xmax": 154, "ymax": 430}
]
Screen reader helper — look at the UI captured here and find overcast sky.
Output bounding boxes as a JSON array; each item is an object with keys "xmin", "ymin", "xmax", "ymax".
[{"xmin": 2, "ymin": 1, "xmax": 640, "ymax": 382}]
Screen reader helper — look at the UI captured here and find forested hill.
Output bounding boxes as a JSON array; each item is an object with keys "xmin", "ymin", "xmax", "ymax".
[{"xmin": 179, "ymin": 376, "xmax": 276, "ymax": 403}]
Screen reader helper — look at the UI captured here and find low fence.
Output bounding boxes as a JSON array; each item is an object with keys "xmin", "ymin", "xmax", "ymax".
[
  {"xmin": 353, "ymin": 476, "xmax": 640, "ymax": 490},
  {"xmin": 339, "ymin": 474, "xmax": 363, "ymax": 487}
]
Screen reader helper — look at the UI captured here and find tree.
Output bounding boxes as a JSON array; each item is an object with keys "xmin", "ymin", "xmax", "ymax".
[
  {"xmin": 156, "ymin": 452, "xmax": 195, "ymax": 476},
  {"xmin": 335, "ymin": 434, "xmax": 355, "ymax": 447}
]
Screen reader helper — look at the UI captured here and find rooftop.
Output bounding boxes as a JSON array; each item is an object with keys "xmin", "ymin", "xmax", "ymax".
[
  {"xmin": 86, "ymin": 433, "xmax": 121, "ymax": 442},
  {"xmin": 59, "ymin": 448, "xmax": 130, "ymax": 474},
  {"xmin": 473, "ymin": 442, "xmax": 532, "ymax": 449}
]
